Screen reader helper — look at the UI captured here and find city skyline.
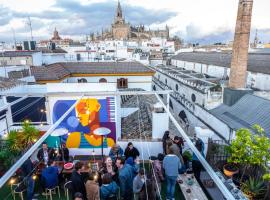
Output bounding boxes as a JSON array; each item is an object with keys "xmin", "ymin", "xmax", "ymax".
[{"xmin": 0, "ymin": 0, "xmax": 269, "ymax": 43}]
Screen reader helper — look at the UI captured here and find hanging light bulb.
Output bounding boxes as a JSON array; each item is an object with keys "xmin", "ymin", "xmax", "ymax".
[
  {"xmin": 10, "ymin": 178, "xmax": 15, "ymax": 184},
  {"xmin": 32, "ymin": 174, "xmax": 37, "ymax": 180}
]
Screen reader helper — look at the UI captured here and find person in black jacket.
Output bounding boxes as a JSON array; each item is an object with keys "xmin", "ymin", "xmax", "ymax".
[
  {"xmin": 71, "ymin": 162, "xmax": 86, "ymax": 199},
  {"xmin": 124, "ymin": 142, "xmax": 140, "ymax": 160},
  {"xmin": 162, "ymin": 131, "xmax": 171, "ymax": 155},
  {"xmin": 56, "ymin": 143, "xmax": 69, "ymax": 162},
  {"xmin": 37, "ymin": 142, "xmax": 55, "ymax": 165},
  {"xmin": 21, "ymin": 157, "xmax": 35, "ymax": 200}
]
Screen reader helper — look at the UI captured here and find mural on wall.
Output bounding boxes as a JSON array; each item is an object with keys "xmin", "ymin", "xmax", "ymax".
[{"xmin": 52, "ymin": 97, "xmax": 116, "ymax": 148}]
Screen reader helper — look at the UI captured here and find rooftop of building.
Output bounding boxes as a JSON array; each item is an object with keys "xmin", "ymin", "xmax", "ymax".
[
  {"xmin": 31, "ymin": 62, "xmax": 155, "ymax": 82},
  {"xmin": 36, "ymin": 47, "xmax": 67, "ymax": 54},
  {"xmin": 1, "ymin": 51, "xmax": 40, "ymax": 57},
  {"xmin": 210, "ymin": 94, "xmax": 270, "ymax": 136},
  {"xmin": 0, "ymin": 76, "xmax": 25, "ymax": 91},
  {"xmin": 172, "ymin": 52, "xmax": 270, "ymax": 75}
]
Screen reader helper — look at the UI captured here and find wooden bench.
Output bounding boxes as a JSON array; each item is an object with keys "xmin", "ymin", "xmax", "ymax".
[{"xmin": 177, "ymin": 174, "xmax": 208, "ymax": 200}]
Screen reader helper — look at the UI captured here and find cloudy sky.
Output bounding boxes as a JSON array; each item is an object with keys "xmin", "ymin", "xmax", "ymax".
[{"xmin": 0, "ymin": 0, "xmax": 269, "ymax": 44}]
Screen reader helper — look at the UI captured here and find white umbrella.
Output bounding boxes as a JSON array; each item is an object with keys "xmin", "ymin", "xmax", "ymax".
[
  {"xmin": 93, "ymin": 127, "xmax": 111, "ymax": 161},
  {"xmin": 93, "ymin": 127, "xmax": 111, "ymax": 136},
  {"xmin": 51, "ymin": 128, "xmax": 69, "ymax": 137}
]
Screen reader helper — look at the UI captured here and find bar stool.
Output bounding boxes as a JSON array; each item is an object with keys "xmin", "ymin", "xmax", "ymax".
[
  {"xmin": 64, "ymin": 181, "xmax": 72, "ymax": 200},
  {"xmin": 45, "ymin": 186, "xmax": 60, "ymax": 200},
  {"xmin": 11, "ymin": 183, "xmax": 26, "ymax": 200}
]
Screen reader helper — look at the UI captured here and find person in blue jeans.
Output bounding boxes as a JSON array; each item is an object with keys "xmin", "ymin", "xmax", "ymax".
[
  {"xmin": 21, "ymin": 157, "xmax": 36, "ymax": 200},
  {"xmin": 163, "ymin": 148, "xmax": 182, "ymax": 200}
]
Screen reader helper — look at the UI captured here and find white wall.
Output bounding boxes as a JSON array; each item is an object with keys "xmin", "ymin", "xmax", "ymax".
[
  {"xmin": 172, "ymin": 58, "xmax": 270, "ymax": 91},
  {"xmin": 65, "ymin": 76, "xmax": 153, "ymax": 91},
  {"xmin": 42, "ymin": 54, "xmax": 66, "ymax": 65},
  {"xmin": 68, "ymin": 141, "xmax": 163, "ymax": 160},
  {"xmin": 32, "ymin": 52, "xmax": 42, "ymax": 66},
  {"xmin": 154, "ymin": 72, "xmax": 206, "ymax": 106}
]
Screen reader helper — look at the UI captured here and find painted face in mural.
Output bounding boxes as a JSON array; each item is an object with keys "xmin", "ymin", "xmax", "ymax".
[{"xmin": 76, "ymin": 99, "xmax": 101, "ymax": 127}]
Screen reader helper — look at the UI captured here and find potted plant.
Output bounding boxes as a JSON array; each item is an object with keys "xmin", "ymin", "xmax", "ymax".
[
  {"xmin": 223, "ymin": 163, "xmax": 239, "ymax": 177},
  {"xmin": 241, "ymin": 177, "xmax": 266, "ymax": 199}
]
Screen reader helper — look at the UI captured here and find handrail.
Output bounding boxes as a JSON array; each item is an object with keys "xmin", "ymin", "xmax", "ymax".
[
  {"xmin": 0, "ymin": 95, "xmax": 83, "ymax": 188},
  {"xmin": 155, "ymin": 93, "xmax": 235, "ymax": 200}
]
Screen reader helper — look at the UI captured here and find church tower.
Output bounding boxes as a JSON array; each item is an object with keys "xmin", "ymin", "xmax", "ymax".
[{"xmin": 112, "ymin": 0, "xmax": 130, "ymax": 40}]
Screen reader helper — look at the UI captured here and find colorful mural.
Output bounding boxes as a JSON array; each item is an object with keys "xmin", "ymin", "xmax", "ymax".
[{"xmin": 52, "ymin": 97, "xmax": 116, "ymax": 148}]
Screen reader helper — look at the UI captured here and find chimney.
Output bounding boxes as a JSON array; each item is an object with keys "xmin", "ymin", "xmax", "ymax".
[
  {"xmin": 223, "ymin": 0, "xmax": 254, "ymax": 106},
  {"xmin": 229, "ymin": 0, "xmax": 253, "ymax": 89}
]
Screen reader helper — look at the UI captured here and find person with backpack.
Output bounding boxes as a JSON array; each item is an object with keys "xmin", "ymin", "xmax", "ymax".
[{"xmin": 100, "ymin": 173, "xmax": 119, "ymax": 200}]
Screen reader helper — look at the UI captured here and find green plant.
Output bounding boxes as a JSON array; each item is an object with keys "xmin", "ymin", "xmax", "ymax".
[
  {"xmin": 6, "ymin": 130, "xmax": 21, "ymax": 153},
  {"xmin": 227, "ymin": 125, "xmax": 270, "ymax": 182},
  {"xmin": 21, "ymin": 121, "xmax": 39, "ymax": 148},
  {"xmin": 183, "ymin": 150, "xmax": 192, "ymax": 161},
  {"xmin": 241, "ymin": 177, "xmax": 266, "ymax": 199},
  {"xmin": 0, "ymin": 149, "xmax": 15, "ymax": 170}
]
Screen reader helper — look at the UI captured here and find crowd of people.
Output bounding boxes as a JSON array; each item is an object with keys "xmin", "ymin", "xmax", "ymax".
[{"xmin": 19, "ymin": 131, "xmax": 205, "ymax": 200}]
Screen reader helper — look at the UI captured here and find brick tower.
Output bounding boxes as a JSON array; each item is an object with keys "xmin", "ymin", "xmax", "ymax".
[{"xmin": 229, "ymin": 0, "xmax": 254, "ymax": 89}]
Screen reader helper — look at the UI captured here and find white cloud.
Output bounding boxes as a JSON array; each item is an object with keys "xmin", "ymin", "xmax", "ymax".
[{"xmin": 0, "ymin": 0, "xmax": 269, "ymax": 43}]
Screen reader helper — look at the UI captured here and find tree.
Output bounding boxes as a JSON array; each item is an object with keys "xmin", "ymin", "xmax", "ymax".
[
  {"xmin": 227, "ymin": 125, "xmax": 270, "ymax": 181},
  {"xmin": 21, "ymin": 121, "xmax": 39, "ymax": 148}
]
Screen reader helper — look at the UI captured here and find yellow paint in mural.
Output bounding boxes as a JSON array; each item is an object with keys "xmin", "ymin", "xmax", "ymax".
[
  {"xmin": 66, "ymin": 132, "xmax": 81, "ymax": 148},
  {"xmin": 76, "ymin": 99, "xmax": 101, "ymax": 127},
  {"xmin": 84, "ymin": 134, "xmax": 102, "ymax": 146},
  {"xmin": 107, "ymin": 138, "xmax": 115, "ymax": 147}
]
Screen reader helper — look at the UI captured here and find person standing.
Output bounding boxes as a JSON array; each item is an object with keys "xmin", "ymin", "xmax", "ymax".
[
  {"xmin": 71, "ymin": 162, "xmax": 87, "ymax": 199},
  {"xmin": 173, "ymin": 136, "xmax": 184, "ymax": 155},
  {"xmin": 192, "ymin": 138, "xmax": 205, "ymax": 183},
  {"xmin": 163, "ymin": 148, "xmax": 182, "ymax": 200},
  {"xmin": 115, "ymin": 158, "xmax": 133, "ymax": 200},
  {"xmin": 124, "ymin": 142, "xmax": 140, "ymax": 160},
  {"xmin": 109, "ymin": 144, "xmax": 124, "ymax": 161},
  {"xmin": 21, "ymin": 157, "xmax": 36, "ymax": 200},
  {"xmin": 153, "ymin": 153, "xmax": 165, "ymax": 198},
  {"xmin": 56, "ymin": 143, "xmax": 69, "ymax": 162},
  {"xmin": 98, "ymin": 157, "xmax": 118, "ymax": 186},
  {"xmin": 162, "ymin": 131, "xmax": 171, "ymax": 155},
  {"xmin": 85, "ymin": 171, "xmax": 100, "ymax": 200},
  {"xmin": 133, "ymin": 168, "xmax": 145, "ymax": 200},
  {"xmin": 100, "ymin": 173, "xmax": 119, "ymax": 200}
]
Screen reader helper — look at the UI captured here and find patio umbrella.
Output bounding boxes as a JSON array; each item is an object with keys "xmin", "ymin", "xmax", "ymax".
[
  {"xmin": 51, "ymin": 128, "xmax": 69, "ymax": 162},
  {"xmin": 93, "ymin": 127, "xmax": 111, "ymax": 161}
]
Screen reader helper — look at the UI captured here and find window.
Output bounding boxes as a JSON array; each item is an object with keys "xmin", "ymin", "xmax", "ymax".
[
  {"xmin": 169, "ymin": 100, "xmax": 173, "ymax": 110},
  {"xmin": 117, "ymin": 78, "xmax": 128, "ymax": 89},
  {"xmin": 153, "ymin": 85, "xmax": 156, "ymax": 91},
  {"xmin": 78, "ymin": 78, "xmax": 87, "ymax": 83},
  {"xmin": 175, "ymin": 84, "xmax": 178, "ymax": 91},
  {"xmin": 165, "ymin": 79, "xmax": 167, "ymax": 85},
  {"xmin": 191, "ymin": 94, "xmax": 196, "ymax": 102},
  {"xmin": 99, "ymin": 78, "xmax": 107, "ymax": 83}
]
